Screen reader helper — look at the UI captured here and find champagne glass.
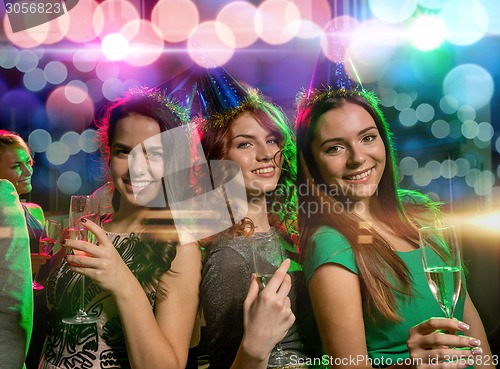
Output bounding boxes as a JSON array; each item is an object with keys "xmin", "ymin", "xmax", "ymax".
[
  {"xmin": 251, "ymin": 232, "xmax": 294, "ymax": 367},
  {"xmin": 419, "ymin": 225, "xmax": 462, "ymax": 319},
  {"xmin": 32, "ymin": 219, "xmax": 61, "ymax": 290},
  {"xmin": 62, "ymin": 195, "xmax": 100, "ymax": 325}
]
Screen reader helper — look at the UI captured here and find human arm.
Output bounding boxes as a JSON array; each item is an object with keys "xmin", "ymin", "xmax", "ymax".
[
  {"xmin": 306, "ymin": 228, "xmax": 480, "ymax": 369},
  {"xmin": 65, "ymin": 219, "xmax": 201, "ymax": 369},
  {"xmin": 0, "ymin": 180, "xmax": 32, "ymax": 368}
]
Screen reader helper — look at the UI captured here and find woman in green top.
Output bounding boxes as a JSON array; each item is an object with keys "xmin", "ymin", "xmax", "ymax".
[{"xmin": 295, "ymin": 86, "xmax": 494, "ymax": 368}]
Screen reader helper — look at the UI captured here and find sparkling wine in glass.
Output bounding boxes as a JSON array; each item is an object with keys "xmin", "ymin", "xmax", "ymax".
[
  {"xmin": 62, "ymin": 195, "xmax": 100, "ymax": 325},
  {"xmin": 32, "ymin": 219, "xmax": 61, "ymax": 290},
  {"xmin": 251, "ymin": 232, "xmax": 295, "ymax": 367},
  {"xmin": 419, "ymin": 225, "xmax": 462, "ymax": 319}
]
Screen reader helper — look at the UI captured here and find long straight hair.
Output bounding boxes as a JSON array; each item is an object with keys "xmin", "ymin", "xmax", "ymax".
[
  {"xmin": 296, "ymin": 89, "xmax": 440, "ymax": 321},
  {"xmin": 198, "ymin": 96, "xmax": 297, "ymax": 243}
]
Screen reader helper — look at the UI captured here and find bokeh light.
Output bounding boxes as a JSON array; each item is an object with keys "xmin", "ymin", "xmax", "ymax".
[
  {"xmin": 368, "ymin": 0, "xmax": 417, "ymax": 24},
  {"xmin": 73, "ymin": 50, "xmax": 98, "ymax": 73},
  {"xmin": 457, "ymin": 105, "xmax": 476, "ymax": 122},
  {"xmin": 0, "ymin": 46, "xmax": 20, "ymax": 69},
  {"xmin": 477, "ymin": 122, "xmax": 494, "ymax": 142},
  {"xmin": 102, "ymin": 78, "xmax": 125, "ymax": 101},
  {"xmin": 347, "ymin": 19, "xmax": 400, "ymax": 83},
  {"xmin": 399, "ymin": 108, "xmax": 417, "ymax": 127},
  {"xmin": 455, "ymin": 158, "xmax": 470, "ymax": 177},
  {"xmin": 58, "ymin": 0, "xmax": 99, "ymax": 43},
  {"xmin": 425, "ymin": 160, "xmax": 442, "ymax": 179},
  {"xmin": 16, "ymin": 50, "xmax": 39, "ymax": 72},
  {"xmin": 440, "ymin": 159, "xmax": 458, "ymax": 179},
  {"xmin": 44, "ymin": 61, "xmax": 68, "ymax": 85},
  {"xmin": 60, "ymin": 131, "xmax": 82, "ymax": 155},
  {"xmin": 290, "ymin": 0, "xmax": 331, "ymax": 39},
  {"xmin": 431, "ymin": 119, "xmax": 450, "ymax": 139},
  {"xmin": 409, "ymin": 15, "xmax": 446, "ymax": 51},
  {"xmin": 399, "ymin": 156, "xmax": 419, "ymax": 176},
  {"xmin": 480, "ymin": 0, "xmax": 500, "ymax": 35},
  {"xmin": 465, "ymin": 168, "xmax": 481, "ymax": 187},
  {"xmin": 93, "ymin": 0, "xmax": 140, "ymax": 38},
  {"xmin": 101, "ymin": 33, "xmax": 129, "ymax": 61},
  {"xmin": 152, "ymin": 0, "xmax": 199, "ymax": 43},
  {"xmin": 65, "ymin": 82, "xmax": 89, "ymax": 104},
  {"xmin": 217, "ymin": 1, "xmax": 259, "ymax": 48},
  {"xmin": 28, "ymin": 129, "xmax": 52, "ymax": 153},
  {"xmin": 440, "ymin": 0, "xmax": 488, "ymax": 46},
  {"xmin": 96, "ymin": 61, "xmax": 120, "ymax": 82},
  {"xmin": 57, "ymin": 171, "xmax": 82, "ymax": 194},
  {"xmin": 443, "ymin": 64, "xmax": 494, "ymax": 110},
  {"xmin": 495, "ymin": 137, "xmax": 500, "ymax": 154},
  {"xmin": 254, "ymin": 0, "xmax": 301, "ymax": 45},
  {"xmin": 46, "ymin": 142, "xmax": 70, "ymax": 165},
  {"xmin": 440, "ymin": 95, "xmax": 459, "ymax": 114},
  {"xmin": 188, "ymin": 21, "xmax": 235, "ymax": 67},
  {"xmin": 121, "ymin": 20, "xmax": 165, "ymax": 67},
  {"xmin": 394, "ymin": 93, "xmax": 413, "ymax": 111},
  {"xmin": 461, "ymin": 120, "xmax": 479, "ymax": 139},
  {"xmin": 474, "ymin": 170, "xmax": 495, "ymax": 196},
  {"xmin": 415, "ymin": 103, "xmax": 435, "ymax": 122},
  {"xmin": 413, "ymin": 167, "xmax": 432, "ymax": 187},
  {"xmin": 23, "ymin": 68, "xmax": 47, "ymax": 92},
  {"xmin": 46, "ymin": 86, "xmax": 95, "ymax": 131},
  {"xmin": 80, "ymin": 129, "xmax": 99, "ymax": 153}
]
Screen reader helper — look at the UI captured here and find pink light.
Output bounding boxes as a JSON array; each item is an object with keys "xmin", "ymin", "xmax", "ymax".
[
  {"xmin": 217, "ymin": 1, "xmax": 258, "ymax": 48},
  {"xmin": 188, "ymin": 21, "xmax": 235, "ymax": 67},
  {"xmin": 101, "ymin": 33, "xmax": 130, "ymax": 61},
  {"xmin": 58, "ymin": 0, "xmax": 99, "ymax": 43},
  {"xmin": 93, "ymin": 0, "xmax": 140, "ymax": 39},
  {"xmin": 152, "ymin": 0, "xmax": 199, "ymax": 43},
  {"xmin": 121, "ymin": 20, "xmax": 164, "ymax": 67}
]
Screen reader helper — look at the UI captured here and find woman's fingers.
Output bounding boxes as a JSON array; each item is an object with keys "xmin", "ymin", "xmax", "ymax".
[
  {"xmin": 262, "ymin": 258, "xmax": 290, "ymax": 293},
  {"xmin": 412, "ymin": 318, "xmax": 470, "ymax": 336}
]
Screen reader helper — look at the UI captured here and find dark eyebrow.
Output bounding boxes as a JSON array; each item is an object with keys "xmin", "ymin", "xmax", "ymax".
[
  {"xmin": 320, "ymin": 126, "xmax": 378, "ymax": 147},
  {"xmin": 111, "ymin": 143, "xmax": 131, "ymax": 151}
]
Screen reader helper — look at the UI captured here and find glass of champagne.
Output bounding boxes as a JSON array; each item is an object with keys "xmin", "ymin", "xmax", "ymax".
[
  {"xmin": 62, "ymin": 195, "xmax": 100, "ymax": 325},
  {"xmin": 419, "ymin": 225, "xmax": 462, "ymax": 319},
  {"xmin": 251, "ymin": 232, "xmax": 294, "ymax": 367},
  {"xmin": 32, "ymin": 219, "xmax": 61, "ymax": 290}
]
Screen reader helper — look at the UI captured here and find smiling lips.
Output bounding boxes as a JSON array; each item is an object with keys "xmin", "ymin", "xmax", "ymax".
[
  {"xmin": 252, "ymin": 166, "xmax": 275, "ymax": 175},
  {"xmin": 343, "ymin": 168, "xmax": 372, "ymax": 181}
]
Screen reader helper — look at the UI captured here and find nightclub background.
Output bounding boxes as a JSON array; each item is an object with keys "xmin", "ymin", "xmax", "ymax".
[{"xmin": 0, "ymin": 0, "xmax": 499, "ymax": 356}]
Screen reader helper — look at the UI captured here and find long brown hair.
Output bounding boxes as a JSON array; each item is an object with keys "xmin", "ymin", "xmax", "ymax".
[
  {"xmin": 197, "ymin": 94, "xmax": 297, "ymax": 243},
  {"xmin": 296, "ymin": 89, "xmax": 441, "ymax": 321}
]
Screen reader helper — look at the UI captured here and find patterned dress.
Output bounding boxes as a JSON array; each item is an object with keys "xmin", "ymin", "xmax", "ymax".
[{"xmin": 39, "ymin": 232, "xmax": 156, "ymax": 369}]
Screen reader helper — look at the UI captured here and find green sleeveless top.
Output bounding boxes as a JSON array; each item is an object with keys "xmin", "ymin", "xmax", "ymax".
[{"xmin": 304, "ymin": 226, "xmax": 466, "ymax": 365}]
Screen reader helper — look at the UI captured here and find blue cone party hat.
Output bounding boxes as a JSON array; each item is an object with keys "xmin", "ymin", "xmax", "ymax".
[
  {"xmin": 307, "ymin": 22, "xmax": 360, "ymax": 94},
  {"xmin": 156, "ymin": 65, "xmax": 199, "ymax": 118},
  {"xmin": 195, "ymin": 64, "xmax": 264, "ymax": 130}
]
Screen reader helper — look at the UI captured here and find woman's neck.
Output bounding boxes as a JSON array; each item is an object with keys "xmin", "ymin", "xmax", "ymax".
[
  {"xmin": 104, "ymin": 202, "xmax": 147, "ymax": 233},
  {"xmin": 245, "ymin": 194, "xmax": 271, "ymax": 233}
]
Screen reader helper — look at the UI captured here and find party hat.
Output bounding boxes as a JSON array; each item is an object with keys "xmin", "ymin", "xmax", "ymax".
[
  {"xmin": 156, "ymin": 65, "xmax": 199, "ymax": 119},
  {"xmin": 299, "ymin": 22, "xmax": 361, "ymax": 108},
  {"xmin": 195, "ymin": 65, "xmax": 264, "ymax": 130}
]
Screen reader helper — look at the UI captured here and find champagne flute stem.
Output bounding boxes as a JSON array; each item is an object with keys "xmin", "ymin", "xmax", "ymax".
[{"xmin": 79, "ymin": 276, "xmax": 85, "ymax": 314}]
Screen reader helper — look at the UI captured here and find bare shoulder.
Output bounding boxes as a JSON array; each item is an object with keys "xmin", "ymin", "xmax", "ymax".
[{"xmin": 23, "ymin": 202, "xmax": 45, "ymax": 224}]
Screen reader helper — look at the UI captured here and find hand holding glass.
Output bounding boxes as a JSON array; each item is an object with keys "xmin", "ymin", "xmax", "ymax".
[
  {"xmin": 251, "ymin": 233, "xmax": 294, "ymax": 367},
  {"xmin": 62, "ymin": 195, "xmax": 100, "ymax": 325},
  {"xmin": 32, "ymin": 219, "xmax": 61, "ymax": 290},
  {"xmin": 419, "ymin": 225, "xmax": 462, "ymax": 319}
]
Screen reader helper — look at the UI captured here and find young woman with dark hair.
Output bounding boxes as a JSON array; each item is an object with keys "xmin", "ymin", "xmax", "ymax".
[
  {"xmin": 296, "ymin": 87, "xmax": 492, "ymax": 368},
  {"xmin": 39, "ymin": 88, "xmax": 201, "ymax": 369}
]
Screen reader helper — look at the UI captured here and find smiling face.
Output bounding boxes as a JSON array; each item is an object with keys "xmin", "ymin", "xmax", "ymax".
[
  {"xmin": 226, "ymin": 111, "xmax": 283, "ymax": 197},
  {"xmin": 311, "ymin": 101, "xmax": 386, "ymax": 205},
  {"xmin": 109, "ymin": 114, "xmax": 164, "ymax": 208},
  {"xmin": 0, "ymin": 146, "xmax": 33, "ymax": 195}
]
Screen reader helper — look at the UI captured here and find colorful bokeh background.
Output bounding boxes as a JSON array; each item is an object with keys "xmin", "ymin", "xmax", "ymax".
[{"xmin": 0, "ymin": 0, "xmax": 499, "ymax": 353}]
